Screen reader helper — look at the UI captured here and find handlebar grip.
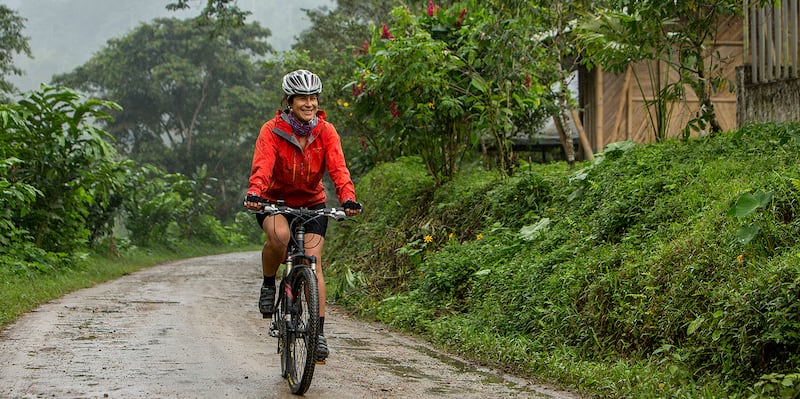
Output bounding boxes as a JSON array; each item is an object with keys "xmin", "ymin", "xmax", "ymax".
[{"xmin": 245, "ymin": 194, "xmax": 266, "ymax": 204}]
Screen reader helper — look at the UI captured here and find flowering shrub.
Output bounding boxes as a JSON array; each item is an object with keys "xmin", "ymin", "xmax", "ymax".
[{"xmin": 348, "ymin": 1, "xmax": 551, "ymax": 184}]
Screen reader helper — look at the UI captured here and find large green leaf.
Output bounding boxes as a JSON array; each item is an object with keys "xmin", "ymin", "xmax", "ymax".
[
  {"xmin": 728, "ymin": 191, "xmax": 773, "ymax": 218},
  {"xmin": 519, "ymin": 218, "xmax": 551, "ymax": 241},
  {"xmin": 736, "ymin": 224, "xmax": 761, "ymax": 244}
]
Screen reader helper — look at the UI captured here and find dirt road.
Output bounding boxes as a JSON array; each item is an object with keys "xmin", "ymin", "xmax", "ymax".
[{"xmin": 0, "ymin": 252, "xmax": 581, "ymax": 399}]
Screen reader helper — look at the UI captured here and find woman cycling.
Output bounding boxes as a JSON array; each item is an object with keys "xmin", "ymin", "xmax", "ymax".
[{"xmin": 243, "ymin": 69, "xmax": 361, "ymax": 362}]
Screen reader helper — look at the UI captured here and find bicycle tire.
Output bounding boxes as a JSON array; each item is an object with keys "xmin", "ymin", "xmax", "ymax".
[{"xmin": 285, "ymin": 266, "xmax": 319, "ymax": 395}]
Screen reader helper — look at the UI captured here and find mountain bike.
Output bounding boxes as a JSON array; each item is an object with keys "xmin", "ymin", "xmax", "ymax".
[{"xmin": 253, "ymin": 201, "xmax": 351, "ymax": 395}]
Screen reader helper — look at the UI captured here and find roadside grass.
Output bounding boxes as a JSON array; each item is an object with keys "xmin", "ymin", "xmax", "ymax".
[
  {"xmin": 325, "ymin": 122, "xmax": 800, "ymax": 398},
  {"xmin": 0, "ymin": 242, "xmax": 260, "ymax": 329}
]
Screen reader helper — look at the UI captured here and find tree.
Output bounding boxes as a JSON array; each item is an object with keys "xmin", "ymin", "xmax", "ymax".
[
  {"xmin": 0, "ymin": 5, "xmax": 31, "ymax": 94},
  {"xmin": 529, "ymin": 0, "xmax": 599, "ymax": 167},
  {"xmin": 54, "ymin": 17, "xmax": 273, "ymax": 218},
  {"xmin": 290, "ymin": 0, "xmax": 398, "ymax": 174},
  {"xmin": 1, "ymin": 85, "xmax": 125, "ymax": 254},
  {"xmin": 166, "ymin": 0, "xmax": 251, "ymax": 31},
  {"xmin": 457, "ymin": 1, "xmax": 557, "ymax": 171},
  {"xmin": 349, "ymin": 1, "xmax": 551, "ymax": 183}
]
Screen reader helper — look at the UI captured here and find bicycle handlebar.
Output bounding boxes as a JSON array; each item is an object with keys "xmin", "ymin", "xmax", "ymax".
[
  {"xmin": 244, "ymin": 195, "xmax": 358, "ymax": 221},
  {"xmin": 256, "ymin": 203, "xmax": 349, "ymax": 221}
]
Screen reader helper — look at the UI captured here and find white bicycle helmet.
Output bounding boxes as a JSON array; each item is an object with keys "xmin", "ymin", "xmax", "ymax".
[{"xmin": 282, "ymin": 69, "xmax": 323, "ymax": 96}]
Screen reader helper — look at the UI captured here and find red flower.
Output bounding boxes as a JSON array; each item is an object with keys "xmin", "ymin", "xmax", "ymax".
[
  {"xmin": 381, "ymin": 23, "xmax": 394, "ymax": 40},
  {"xmin": 427, "ymin": 0, "xmax": 435, "ymax": 17},
  {"xmin": 360, "ymin": 136, "xmax": 368, "ymax": 152},
  {"xmin": 352, "ymin": 40, "xmax": 370, "ymax": 55},
  {"xmin": 390, "ymin": 102, "xmax": 401, "ymax": 118},
  {"xmin": 352, "ymin": 83, "xmax": 364, "ymax": 97},
  {"xmin": 455, "ymin": 8, "xmax": 467, "ymax": 27},
  {"xmin": 524, "ymin": 73, "xmax": 531, "ymax": 88}
]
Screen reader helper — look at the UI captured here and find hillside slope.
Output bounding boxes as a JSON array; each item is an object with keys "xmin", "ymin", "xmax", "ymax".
[{"xmin": 327, "ymin": 122, "xmax": 800, "ymax": 398}]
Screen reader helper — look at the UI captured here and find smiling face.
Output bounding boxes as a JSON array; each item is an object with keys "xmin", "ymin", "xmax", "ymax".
[{"xmin": 289, "ymin": 94, "xmax": 319, "ymax": 123}]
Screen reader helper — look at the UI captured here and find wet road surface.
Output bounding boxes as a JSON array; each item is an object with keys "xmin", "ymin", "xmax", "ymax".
[{"xmin": 0, "ymin": 252, "xmax": 581, "ymax": 399}]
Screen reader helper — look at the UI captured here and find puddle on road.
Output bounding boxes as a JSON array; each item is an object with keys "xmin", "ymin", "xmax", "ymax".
[
  {"xmin": 336, "ymin": 336, "xmax": 371, "ymax": 350},
  {"xmin": 338, "ymin": 333, "xmax": 562, "ymax": 398},
  {"xmin": 368, "ymin": 355, "xmax": 426, "ymax": 380}
]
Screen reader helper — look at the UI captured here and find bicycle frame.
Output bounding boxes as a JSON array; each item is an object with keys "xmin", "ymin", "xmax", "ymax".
[{"xmin": 284, "ymin": 221, "xmax": 317, "ymax": 275}]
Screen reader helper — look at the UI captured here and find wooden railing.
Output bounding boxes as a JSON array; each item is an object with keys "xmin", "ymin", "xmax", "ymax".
[{"xmin": 745, "ymin": 0, "xmax": 799, "ymax": 83}]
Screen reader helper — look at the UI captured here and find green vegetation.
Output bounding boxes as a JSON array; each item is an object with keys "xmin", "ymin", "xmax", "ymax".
[
  {"xmin": 52, "ymin": 17, "xmax": 274, "ymax": 219},
  {"xmin": 326, "ymin": 122, "xmax": 800, "ymax": 398},
  {"xmin": 576, "ymin": 0, "xmax": 740, "ymax": 139},
  {"xmin": 0, "ymin": 4, "xmax": 30, "ymax": 93},
  {"xmin": 350, "ymin": 2, "xmax": 551, "ymax": 181},
  {"xmin": 3, "ymin": 2, "xmax": 799, "ymax": 398}
]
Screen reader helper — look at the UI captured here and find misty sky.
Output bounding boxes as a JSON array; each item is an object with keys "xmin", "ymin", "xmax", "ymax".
[{"xmin": 1, "ymin": 0, "xmax": 333, "ymax": 91}]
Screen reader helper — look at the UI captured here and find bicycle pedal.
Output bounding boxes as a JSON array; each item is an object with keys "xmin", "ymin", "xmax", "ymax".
[{"xmin": 268, "ymin": 321, "xmax": 279, "ymax": 337}]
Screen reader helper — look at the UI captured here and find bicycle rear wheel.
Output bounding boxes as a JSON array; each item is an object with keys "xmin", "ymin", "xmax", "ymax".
[{"xmin": 285, "ymin": 266, "xmax": 319, "ymax": 395}]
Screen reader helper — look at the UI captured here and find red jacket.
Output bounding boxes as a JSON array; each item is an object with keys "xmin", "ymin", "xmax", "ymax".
[{"xmin": 248, "ymin": 110, "xmax": 356, "ymax": 208}]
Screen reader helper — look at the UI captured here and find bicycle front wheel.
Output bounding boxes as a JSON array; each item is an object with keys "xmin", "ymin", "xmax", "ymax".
[
  {"xmin": 285, "ymin": 266, "xmax": 320, "ymax": 395},
  {"xmin": 274, "ymin": 299, "xmax": 289, "ymax": 379}
]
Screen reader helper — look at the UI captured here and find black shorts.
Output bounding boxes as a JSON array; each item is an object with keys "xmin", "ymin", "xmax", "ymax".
[{"xmin": 255, "ymin": 203, "xmax": 329, "ymax": 237}]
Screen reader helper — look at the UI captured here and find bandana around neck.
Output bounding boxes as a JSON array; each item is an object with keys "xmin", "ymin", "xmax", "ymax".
[{"xmin": 284, "ymin": 111, "xmax": 318, "ymax": 137}]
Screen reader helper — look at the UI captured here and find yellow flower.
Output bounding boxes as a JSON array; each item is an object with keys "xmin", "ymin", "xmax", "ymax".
[
  {"xmin": 423, "ymin": 235, "xmax": 433, "ymax": 243},
  {"xmin": 427, "ymin": 102, "xmax": 435, "ymax": 109},
  {"xmin": 343, "ymin": 102, "xmax": 349, "ymax": 108},
  {"xmin": 448, "ymin": 232, "xmax": 454, "ymax": 239},
  {"xmin": 337, "ymin": 98, "xmax": 343, "ymax": 105},
  {"xmin": 736, "ymin": 253, "xmax": 745, "ymax": 263},
  {"xmin": 476, "ymin": 233, "xmax": 483, "ymax": 240}
]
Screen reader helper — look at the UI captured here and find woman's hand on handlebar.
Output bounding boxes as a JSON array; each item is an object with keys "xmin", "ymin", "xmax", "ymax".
[
  {"xmin": 342, "ymin": 200, "xmax": 363, "ymax": 217},
  {"xmin": 243, "ymin": 194, "xmax": 266, "ymax": 212}
]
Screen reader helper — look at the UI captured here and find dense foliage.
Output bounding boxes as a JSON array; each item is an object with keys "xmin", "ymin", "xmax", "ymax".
[
  {"xmin": 0, "ymin": 4, "xmax": 30, "ymax": 94},
  {"xmin": 52, "ymin": 17, "xmax": 274, "ymax": 219},
  {"xmin": 3, "ymin": 2, "xmax": 796, "ymax": 397},
  {"xmin": 349, "ymin": 1, "xmax": 553, "ymax": 182},
  {"xmin": 326, "ymin": 122, "xmax": 800, "ymax": 398},
  {"xmin": 1, "ymin": 87, "xmax": 123, "ymax": 266},
  {"xmin": 0, "ymin": 85, "xmax": 249, "ymax": 273}
]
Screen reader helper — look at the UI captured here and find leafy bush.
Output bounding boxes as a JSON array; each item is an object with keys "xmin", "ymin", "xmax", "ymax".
[
  {"xmin": 0, "ymin": 158, "xmax": 39, "ymax": 252},
  {"xmin": 1, "ymin": 86, "xmax": 125, "ymax": 254},
  {"xmin": 227, "ymin": 211, "xmax": 263, "ymax": 245},
  {"xmin": 1, "ymin": 85, "xmax": 246, "ymax": 276},
  {"xmin": 326, "ymin": 156, "xmax": 434, "ymax": 304},
  {"xmin": 122, "ymin": 166, "xmax": 226, "ymax": 246},
  {"xmin": 329, "ymin": 122, "xmax": 800, "ymax": 397},
  {"xmin": 356, "ymin": 156, "xmax": 434, "ymax": 228}
]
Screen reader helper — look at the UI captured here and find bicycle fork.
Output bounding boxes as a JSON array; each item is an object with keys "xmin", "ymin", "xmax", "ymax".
[{"xmin": 269, "ymin": 258, "xmax": 297, "ymax": 338}]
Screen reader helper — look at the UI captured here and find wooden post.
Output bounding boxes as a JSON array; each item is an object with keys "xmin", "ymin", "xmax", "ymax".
[
  {"xmin": 612, "ymin": 66, "xmax": 632, "ymax": 140},
  {"xmin": 595, "ymin": 65, "xmax": 604, "ymax": 151},
  {"xmin": 571, "ymin": 109, "xmax": 594, "ymax": 161},
  {"xmin": 792, "ymin": 0, "xmax": 799, "ymax": 78}
]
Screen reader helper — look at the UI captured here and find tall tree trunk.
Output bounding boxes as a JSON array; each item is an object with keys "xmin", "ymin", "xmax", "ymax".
[
  {"xmin": 553, "ymin": 62, "xmax": 576, "ymax": 167},
  {"xmin": 553, "ymin": 106, "xmax": 576, "ymax": 168}
]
